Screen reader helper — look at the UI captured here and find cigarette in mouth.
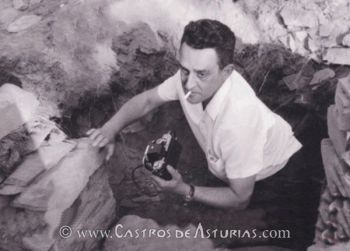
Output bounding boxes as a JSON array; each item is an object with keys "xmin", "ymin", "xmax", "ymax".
[{"xmin": 184, "ymin": 91, "xmax": 192, "ymax": 100}]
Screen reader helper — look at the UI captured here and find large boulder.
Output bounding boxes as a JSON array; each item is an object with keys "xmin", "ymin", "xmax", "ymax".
[{"xmin": 0, "ymin": 84, "xmax": 39, "ymax": 140}]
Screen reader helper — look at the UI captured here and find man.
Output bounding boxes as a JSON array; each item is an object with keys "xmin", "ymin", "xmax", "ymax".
[{"xmin": 87, "ymin": 19, "xmax": 301, "ymax": 210}]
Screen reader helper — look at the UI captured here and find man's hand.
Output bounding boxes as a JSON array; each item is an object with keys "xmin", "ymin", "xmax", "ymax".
[
  {"xmin": 151, "ymin": 165, "xmax": 189, "ymax": 195},
  {"xmin": 86, "ymin": 126, "xmax": 116, "ymax": 161}
]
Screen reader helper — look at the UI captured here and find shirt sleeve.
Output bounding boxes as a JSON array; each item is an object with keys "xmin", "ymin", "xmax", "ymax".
[
  {"xmin": 156, "ymin": 71, "xmax": 179, "ymax": 101},
  {"xmin": 219, "ymin": 124, "xmax": 266, "ymax": 179}
]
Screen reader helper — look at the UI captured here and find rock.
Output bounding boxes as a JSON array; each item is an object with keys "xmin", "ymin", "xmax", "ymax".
[
  {"xmin": 327, "ymin": 106, "xmax": 347, "ymax": 156},
  {"xmin": 321, "ymin": 138, "xmax": 350, "ymax": 198},
  {"xmin": 12, "ymin": 138, "xmax": 106, "ymax": 208},
  {"xmin": 323, "ymin": 48, "xmax": 350, "ymax": 65},
  {"xmin": 13, "ymin": 0, "xmax": 29, "ymax": 11},
  {"xmin": 42, "ymin": 168, "xmax": 116, "ymax": 251},
  {"xmin": 310, "ymin": 68, "xmax": 335, "ymax": 85},
  {"xmin": 12, "ymin": 138, "xmax": 108, "ymax": 249},
  {"xmin": 319, "ymin": 23, "xmax": 335, "ymax": 38},
  {"xmin": 318, "ymin": 198, "xmax": 330, "ymax": 227},
  {"xmin": 0, "ymin": 196, "xmax": 9, "ymax": 210},
  {"xmin": 0, "ymin": 165, "xmax": 116, "ymax": 251},
  {"xmin": 293, "ymin": 30, "xmax": 309, "ymax": 54},
  {"xmin": 111, "ymin": 22, "xmax": 170, "ymax": 91},
  {"xmin": 342, "ymin": 150, "xmax": 350, "ymax": 168},
  {"xmin": 321, "ymin": 188, "xmax": 334, "ymax": 204},
  {"xmin": 280, "ymin": 7, "xmax": 318, "ymax": 28},
  {"xmin": 3, "ymin": 140, "xmax": 76, "ymax": 187},
  {"xmin": 0, "ymin": 117, "xmax": 65, "ymax": 178},
  {"xmin": 321, "ymin": 229, "xmax": 336, "ymax": 245},
  {"xmin": 306, "ymin": 36, "xmax": 321, "ymax": 55},
  {"xmin": 0, "ymin": 84, "xmax": 39, "ymax": 140},
  {"xmin": 335, "ymin": 75, "xmax": 350, "ymax": 131},
  {"xmin": 0, "ymin": 185, "xmax": 24, "ymax": 195},
  {"xmin": 334, "ymin": 208, "xmax": 350, "ymax": 239},
  {"xmin": 0, "ymin": 8, "xmax": 20, "ymax": 28},
  {"xmin": 282, "ymin": 73, "xmax": 310, "ymax": 91},
  {"xmin": 343, "ymin": 34, "xmax": 350, "ymax": 47},
  {"xmin": 29, "ymin": 0, "xmax": 43, "ymax": 6},
  {"xmin": 7, "ymin": 14, "xmax": 42, "ymax": 33},
  {"xmin": 104, "ymin": 215, "xmax": 219, "ymax": 251}
]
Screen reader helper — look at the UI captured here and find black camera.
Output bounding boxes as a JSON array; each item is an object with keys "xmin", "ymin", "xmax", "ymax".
[{"xmin": 143, "ymin": 131, "xmax": 182, "ymax": 180}]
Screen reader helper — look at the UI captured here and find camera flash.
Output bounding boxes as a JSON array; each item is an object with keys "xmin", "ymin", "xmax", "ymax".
[{"xmin": 184, "ymin": 91, "xmax": 192, "ymax": 100}]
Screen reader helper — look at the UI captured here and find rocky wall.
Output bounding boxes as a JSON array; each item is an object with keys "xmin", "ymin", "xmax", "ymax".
[
  {"xmin": 242, "ymin": 0, "xmax": 350, "ymax": 64},
  {"xmin": 307, "ymin": 75, "xmax": 350, "ymax": 250}
]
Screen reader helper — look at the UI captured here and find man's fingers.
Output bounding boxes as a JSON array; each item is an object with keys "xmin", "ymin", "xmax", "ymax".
[
  {"xmin": 89, "ymin": 129, "xmax": 102, "ymax": 141},
  {"xmin": 92, "ymin": 134, "xmax": 106, "ymax": 147},
  {"xmin": 151, "ymin": 175, "xmax": 166, "ymax": 187},
  {"xmin": 98, "ymin": 138, "xmax": 109, "ymax": 148},
  {"xmin": 166, "ymin": 165, "xmax": 179, "ymax": 178},
  {"xmin": 86, "ymin": 128, "xmax": 95, "ymax": 135},
  {"xmin": 106, "ymin": 144, "xmax": 115, "ymax": 161}
]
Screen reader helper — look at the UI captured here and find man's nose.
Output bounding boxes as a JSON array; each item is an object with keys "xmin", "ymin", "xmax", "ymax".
[{"xmin": 185, "ymin": 73, "xmax": 196, "ymax": 91}]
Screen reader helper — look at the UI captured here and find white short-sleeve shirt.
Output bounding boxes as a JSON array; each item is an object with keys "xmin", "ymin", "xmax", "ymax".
[{"xmin": 157, "ymin": 70, "xmax": 302, "ymax": 181}]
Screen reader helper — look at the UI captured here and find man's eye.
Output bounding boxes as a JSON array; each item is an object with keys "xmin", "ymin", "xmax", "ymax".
[
  {"xmin": 181, "ymin": 69, "xmax": 189, "ymax": 76},
  {"xmin": 197, "ymin": 72, "xmax": 207, "ymax": 79}
]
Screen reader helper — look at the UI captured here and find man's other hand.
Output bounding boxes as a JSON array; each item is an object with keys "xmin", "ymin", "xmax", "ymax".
[
  {"xmin": 151, "ymin": 165, "xmax": 188, "ymax": 195},
  {"xmin": 86, "ymin": 127, "xmax": 115, "ymax": 161}
]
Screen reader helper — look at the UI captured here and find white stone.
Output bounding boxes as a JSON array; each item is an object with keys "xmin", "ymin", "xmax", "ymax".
[
  {"xmin": 280, "ymin": 7, "xmax": 318, "ymax": 28},
  {"xmin": 13, "ymin": 138, "xmax": 107, "ymax": 237},
  {"xmin": 295, "ymin": 30, "xmax": 308, "ymax": 42},
  {"xmin": 319, "ymin": 23, "xmax": 335, "ymax": 37},
  {"xmin": 29, "ymin": 0, "xmax": 43, "ymax": 5},
  {"xmin": 13, "ymin": 0, "xmax": 29, "ymax": 11},
  {"xmin": 0, "ymin": 84, "xmax": 39, "ymax": 140},
  {"xmin": 323, "ymin": 48, "xmax": 350, "ymax": 65},
  {"xmin": 343, "ymin": 34, "xmax": 350, "ymax": 47},
  {"xmin": 288, "ymin": 33, "xmax": 296, "ymax": 53},
  {"xmin": 307, "ymin": 36, "xmax": 320, "ymax": 53},
  {"xmin": 310, "ymin": 68, "xmax": 336, "ymax": 85},
  {"xmin": 294, "ymin": 30, "xmax": 309, "ymax": 54},
  {"xmin": 0, "ymin": 8, "xmax": 20, "ymax": 27},
  {"xmin": 7, "ymin": 14, "xmax": 42, "ymax": 33},
  {"xmin": 3, "ymin": 140, "xmax": 75, "ymax": 187}
]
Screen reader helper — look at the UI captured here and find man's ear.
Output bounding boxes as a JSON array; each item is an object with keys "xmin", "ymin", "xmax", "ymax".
[{"xmin": 222, "ymin": 64, "xmax": 234, "ymax": 78}]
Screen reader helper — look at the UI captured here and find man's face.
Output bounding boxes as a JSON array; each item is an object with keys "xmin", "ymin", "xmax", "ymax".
[{"xmin": 179, "ymin": 42, "xmax": 227, "ymax": 104}]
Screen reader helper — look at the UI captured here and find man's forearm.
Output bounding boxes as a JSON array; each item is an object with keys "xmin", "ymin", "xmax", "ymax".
[
  {"xmin": 103, "ymin": 91, "xmax": 158, "ymax": 135},
  {"xmin": 177, "ymin": 184, "xmax": 249, "ymax": 209}
]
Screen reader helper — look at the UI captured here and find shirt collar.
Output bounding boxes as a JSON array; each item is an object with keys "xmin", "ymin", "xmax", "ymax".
[{"xmin": 205, "ymin": 71, "xmax": 234, "ymax": 121}]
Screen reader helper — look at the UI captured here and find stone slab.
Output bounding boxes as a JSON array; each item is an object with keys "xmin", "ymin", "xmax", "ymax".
[
  {"xmin": 7, "ymin": 14, "xmax": 41, "ymax": 33},
  {"xmin": 342, "ymin": 34, "xmax": 350, "ymax": 47},
  {"xmin": 280, "ymin": 7, "xmax": 318, "ymax": 28},
  {"xmin": 321, "ymin": 139, "xmax": 349, "ymax": 197},
  {"xmin": 323, "ymin": 48, "xmax": 350, "ymax": 66},
  {"xmin": 327, "ymin": 106, "xmax": 348, "ymax": 156},
  {"xmin": 3, "ymin": 140, "xmax": 75, "ymax": 187},
  {"xmin": 0, "ymin": 83, "xmax": 39, "ymax": 140},
  {"xmin": 310, "ymin": 68, "xmax": 335, "ymax": 85},
  {"xmin": 13, "ymin": 0, "xmax": 29, "ymax": 11},
  {"xmin": 335, "ymin": 75, "xmax": 350, "ymax": 131}
]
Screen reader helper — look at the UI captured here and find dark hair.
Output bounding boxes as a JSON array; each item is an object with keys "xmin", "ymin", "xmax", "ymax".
[{"xmin": 180, "ymin": 19, "xmax": 236, "ymax": 69}]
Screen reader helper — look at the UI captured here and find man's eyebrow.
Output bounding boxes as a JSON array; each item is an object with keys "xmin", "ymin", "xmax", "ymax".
[
  {"xmin": 179, "ymin": 64, "xmax": 209, "ymax": 74},
  {"xmin": 194, "ymin": 69, "xmax": 209, "ymax": 74},
  {"xmin": 179, "ymin": 64, "xmax": 188, "ymax": 70},
  {"xmin": 179, "ymin": 64, "xmax": 190, "ymax": 73}
]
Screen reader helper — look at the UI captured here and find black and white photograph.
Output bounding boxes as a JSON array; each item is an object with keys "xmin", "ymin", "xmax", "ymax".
[{"xmin": 0, "ymin": 0, "xmax": 350, "ymax": 250}]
